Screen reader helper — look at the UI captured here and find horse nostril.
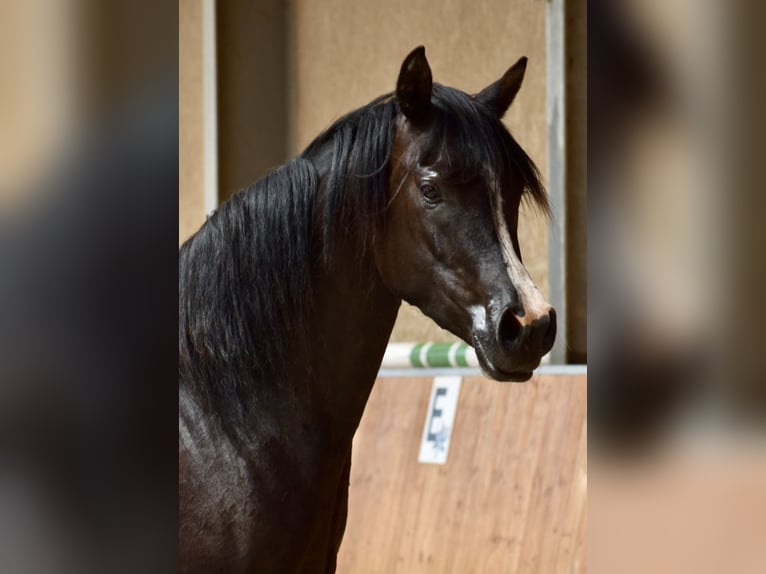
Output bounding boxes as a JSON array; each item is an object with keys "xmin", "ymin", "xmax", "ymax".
[
  {"xmin": 498, "ymin": 309, "xmax": 523, "ymax": 349},
  {"xmin": 541, "ymin": 308, "xmax": 557, "ymax": 353}
]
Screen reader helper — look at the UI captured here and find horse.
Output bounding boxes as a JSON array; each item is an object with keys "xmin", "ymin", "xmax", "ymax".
[{"xmin": 179, "ymin": 46, "xmax": 555, "ymax": 573}]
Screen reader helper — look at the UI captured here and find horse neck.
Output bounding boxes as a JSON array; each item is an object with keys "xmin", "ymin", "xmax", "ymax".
[{"xmin": 304, "ymin": 233, "xmax": 401, "ymax": 442}]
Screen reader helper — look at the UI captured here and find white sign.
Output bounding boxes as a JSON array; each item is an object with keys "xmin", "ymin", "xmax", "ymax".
[{"xmin": 418, "ymin": 376, "xmax": 462, "ymax": 465}]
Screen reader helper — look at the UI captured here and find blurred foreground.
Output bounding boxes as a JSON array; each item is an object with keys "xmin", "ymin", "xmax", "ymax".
[
  {"xmin": 590, "ymin": 1, "xmax": 766, "ymax": 572},
  {"xmin": 0, "ymin": 1, "xmax": 178, "ymax": 572}
]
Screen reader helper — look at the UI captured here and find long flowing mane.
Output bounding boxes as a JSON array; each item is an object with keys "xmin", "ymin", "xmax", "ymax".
[{"xmin": 178, "ymin": 85, "xmax": 547, "ymax": 424}]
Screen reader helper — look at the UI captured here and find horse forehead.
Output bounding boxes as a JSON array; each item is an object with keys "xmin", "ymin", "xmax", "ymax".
[{"xmin": 391, "ymin": 120, "xmax": 513, "ymax": 193}]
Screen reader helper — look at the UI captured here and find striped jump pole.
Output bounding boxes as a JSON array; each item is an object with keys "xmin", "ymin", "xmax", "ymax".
[
  {"xmin": 381, "ymin": 342, "xmax": 480, "ymax": 370},
  {"xmin": 378, "ymin": 343, "xmax": 567, "ymax": 377}
]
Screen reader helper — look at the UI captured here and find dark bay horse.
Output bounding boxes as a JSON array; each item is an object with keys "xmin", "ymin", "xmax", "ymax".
[{"xmin": 179, "ymin": 47, "xmax": 555, "ymax": 573}]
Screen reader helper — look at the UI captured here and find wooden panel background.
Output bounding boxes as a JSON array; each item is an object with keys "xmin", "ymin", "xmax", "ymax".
[{"xmin": 339, "ymin": 374, "xmax": 587, "ymax": 574}]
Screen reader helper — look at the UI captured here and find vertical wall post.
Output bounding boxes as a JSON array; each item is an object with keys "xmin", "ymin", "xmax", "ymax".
[{"xmin": 547, "ymin": 0, "xmax": 568, "ymax": 364}]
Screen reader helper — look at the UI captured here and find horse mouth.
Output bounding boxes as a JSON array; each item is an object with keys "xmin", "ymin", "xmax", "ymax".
[
  {"xmin": 472, "ymin": 338, "xmax": 537, "ymax": 382},
  {"xmin": 484, "ymin": 364, "xmax": 534, "ymax": 382},
  {"xmin": 502, "ymin": 370, "xmax": 534, "ymax": 382}
]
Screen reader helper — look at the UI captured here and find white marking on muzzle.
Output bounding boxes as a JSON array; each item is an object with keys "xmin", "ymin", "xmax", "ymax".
[
  {"xmin": 469, "ymin": 305, "xmax": 488, "ymax": 333},
  {"xmin": 491, "ymin": 190, "xmax": 551, "ymax": 326}
]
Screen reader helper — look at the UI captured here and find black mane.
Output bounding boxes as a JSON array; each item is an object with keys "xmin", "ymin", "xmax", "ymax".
[{"xmin": 179, "ymin": 84, "xmax": 547, "ymax": 423}]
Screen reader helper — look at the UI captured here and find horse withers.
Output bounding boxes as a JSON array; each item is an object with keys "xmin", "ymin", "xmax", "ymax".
[{"xmin": 179, "ymin": 47, "xmax": 554, "ymax": 573}]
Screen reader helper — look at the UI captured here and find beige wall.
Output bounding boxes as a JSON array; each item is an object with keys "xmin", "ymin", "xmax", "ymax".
[
  {"xmin": 216, "ymin": 0, "xmax": 289, "ymax": 203},
  {"xmin": 179, "ymin": 0, "xmax": 205, "ymax": 244}
]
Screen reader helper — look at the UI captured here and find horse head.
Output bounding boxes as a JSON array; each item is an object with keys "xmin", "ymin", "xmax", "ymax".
[{"xmin": 375, "ymin": 47, "xmax": 556, "ymax": 382}]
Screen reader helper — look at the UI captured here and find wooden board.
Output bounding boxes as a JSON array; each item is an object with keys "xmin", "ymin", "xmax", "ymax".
[{"xmin": 338, "ymin": 374, "xmax": 587, "ymax": 574}]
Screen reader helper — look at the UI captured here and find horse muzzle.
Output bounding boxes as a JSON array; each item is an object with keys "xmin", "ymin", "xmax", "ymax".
[{"xmin": 472, "ymin": 304, "xmax": 557, "ymax": 382}]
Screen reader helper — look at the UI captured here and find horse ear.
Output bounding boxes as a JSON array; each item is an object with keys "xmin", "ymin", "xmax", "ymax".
[
  {"xmin": 476, "ymin": 56, "xmax": 527, "ymax": 118},
  {"xmin": 396, "ymin": 46, "xmax": 433, "ymax": 124}
]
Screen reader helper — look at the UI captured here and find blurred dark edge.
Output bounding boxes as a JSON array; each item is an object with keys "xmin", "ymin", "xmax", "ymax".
[
  {"xmin": 587, "ymin": 0, "xmax": 696, "ymax": 452},
  {"xmin": 0, "ymin": 1, "xmax": 178, "ymax": 573},
  {"xmin": 588, "ymin": 0, "xmax": 766, "ymax": 447},
  {"xmin": 587, "ymin": 3, "xmax": 766, "ymax": 572}
]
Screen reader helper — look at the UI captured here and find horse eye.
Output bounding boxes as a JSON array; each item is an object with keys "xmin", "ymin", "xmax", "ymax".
[{"xmin": 419, "ymin": 183, "xmax": 441, "ymax": 205}]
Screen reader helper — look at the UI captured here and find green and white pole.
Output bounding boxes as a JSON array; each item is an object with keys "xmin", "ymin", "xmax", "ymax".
[
  {"xmin": 378, "ymin": 343, "xmax": 566, "ymax": 377},
  {"xmin": 381, "ymin": 342, "xmax": 480, "ymax": 369}
]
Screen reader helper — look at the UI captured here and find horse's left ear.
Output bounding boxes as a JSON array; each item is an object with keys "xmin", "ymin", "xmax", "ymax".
[
  {"xmin": 475, "ymin": 56, "xmax": 528, "ymax": 118},
  {"xmin": 396, "ymin": 46, "xmax": 433, "ymax": 124}
]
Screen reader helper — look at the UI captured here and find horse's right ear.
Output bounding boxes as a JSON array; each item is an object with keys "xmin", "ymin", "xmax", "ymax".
[
  {"xmin": 396, "ymin": 46, "xmax": 433, "ymax": 124},
  {"xmin": 475, "ymin": 56, "xmax": 527, "ymax": 118}
]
